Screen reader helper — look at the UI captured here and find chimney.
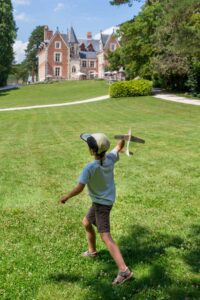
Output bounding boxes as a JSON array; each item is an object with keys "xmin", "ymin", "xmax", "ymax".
[
  {"xmin": 86, "ymin": 32, "xmax": 92, "ymax": 39},
  {"xmin": 44, "ymin": 25, "xmax": 53, "ymax": 41}
]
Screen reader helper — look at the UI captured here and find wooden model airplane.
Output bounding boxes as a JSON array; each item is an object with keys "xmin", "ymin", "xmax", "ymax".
[{"xmin": 114, "ymin": 128, "xmax": 145, "ymax": 156}]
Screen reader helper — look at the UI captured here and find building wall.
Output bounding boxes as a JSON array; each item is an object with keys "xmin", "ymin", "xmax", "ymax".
[
  {"xmin": 80, "ymin": 58, "xmax": 97, "ymax": 79},
  {"xmin": 70, "ymin": 59, "xmax": 80, "ymax": 79},
  {"xmin": 97, "ymin": 52, "xmax": 105, "ymax": 78},
  {"xmin": 38, "ymin": 49, "xmax": 46, "ymax": 81},
  {"xmin": 47, "ymin": 33, "xmax": 69, "ymax": 79}
]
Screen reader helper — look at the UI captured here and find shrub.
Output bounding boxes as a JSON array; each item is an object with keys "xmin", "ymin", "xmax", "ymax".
[
  {"xmin": 109, "ymin": 79, "xmax": 153, "ymax": 98},
  {"xmin": 186, "ymin": 61, "xmax": 200, "ymax": 95}
]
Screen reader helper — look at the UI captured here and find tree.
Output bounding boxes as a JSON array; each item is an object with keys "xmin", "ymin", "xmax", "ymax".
[
  {"xmin": 110, "ymin": 0, "xmax": 151, "ymax": 6},
  {"xmin": 117, "ymin": 1, "xmax": 163, "ymax": 79},
  {"xmin": 106, "ymin": 48, "xmax": 123, "ymax": 71},
  {"xmin": 152, "ymin": 0, "xmax": 200, "ymax": 90},
  {"xmin": 11, "ymin": 63, "xmax": 29, "ymax": 84},
  {"xmin": 25, "ymin": 26, "xmax": 44, "ymax": 82},
  {"xmin": 0, "ymin": 0, "xmax": 17, "ymax": 86},
  {"xmin": 109, "ymin": 0, "xmax": 200, "ymax": 92}
]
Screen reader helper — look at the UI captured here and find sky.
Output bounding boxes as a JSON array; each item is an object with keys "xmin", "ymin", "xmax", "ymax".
[{"xmin": 13, "ymin": 0, "xmax": 144, "ymax": 63}]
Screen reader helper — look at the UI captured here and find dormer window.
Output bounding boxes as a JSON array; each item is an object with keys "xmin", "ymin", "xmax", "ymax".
[
  {"xmin": 110, "ymin": 43, "xmax": 116, "ymax": 52},
  {"xmin": 80, "ymin": 43, "xmax": 87, "ymax": 51},
  {"xmin": 87, "ymin": 43, "xmax": 94, "ymax": 52},
  {"xmin": 55, "ymin": 41, "xmax": 61, "ymax": 49}
]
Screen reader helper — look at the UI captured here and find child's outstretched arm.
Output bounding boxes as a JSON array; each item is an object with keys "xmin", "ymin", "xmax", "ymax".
[
  {"xmin": 114, "ymin": 139, "xmax": 125, "ymax": 153},
  {"xmin": 59, "ymin": 182, "xmax": 85, "ymax": 204}
]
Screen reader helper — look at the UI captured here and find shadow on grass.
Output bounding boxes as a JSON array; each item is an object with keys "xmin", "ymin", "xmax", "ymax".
[
  {"xmin": 0, "ymin": 91, "xmax": 8, "ymax": 97},
  {"xmin": 184, "ymin": 224, "xmax": 200, "ymax": 274},
  {"xmin": 49, "ymin": 224, "xmax": 200, "ymax": 300},
  {"xmin": 49, "ymin": 273, "xmax": 80, "ymax": 283},
  {"xmin": 0, "ymin": 87, "xmax": 18, "ymax": 98}
]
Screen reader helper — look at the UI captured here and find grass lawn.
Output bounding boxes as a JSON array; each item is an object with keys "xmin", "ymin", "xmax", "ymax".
[
  {"xmin": 0, "ymin": 85, "xmax": 199, "ymax": 299},
  {"xmin": 0, "ymin": 80, "xmax": 108, "ymax": 108}
]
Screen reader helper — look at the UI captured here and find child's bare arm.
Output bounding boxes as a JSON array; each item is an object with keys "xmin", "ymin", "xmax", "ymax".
[
  {"xmin": 114, "ymin": 139, "xmax": 125, "ymax": 153},
  {"xmin": 59, "ymin": 183, "xmax": 85, "ymax": 204}
]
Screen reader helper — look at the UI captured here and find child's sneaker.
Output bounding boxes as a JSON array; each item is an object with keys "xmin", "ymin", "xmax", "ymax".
[{"xmin": 112, "ymin": 267, "xmax": 133, "ymax": 285}]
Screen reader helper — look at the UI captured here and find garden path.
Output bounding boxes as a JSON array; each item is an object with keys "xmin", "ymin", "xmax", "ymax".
[
  {"xmin": 0, "ymin": 91, "xmax": 199, "ymax": 112},
  {"xmin": 153, "ymin": 93, "xmax": 200, "ymax": 106}
]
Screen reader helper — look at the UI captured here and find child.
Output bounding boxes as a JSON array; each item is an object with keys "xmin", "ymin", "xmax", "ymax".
[{"xmin": 59, "ymin": 133, "xmax": 133, "ymax": 285}]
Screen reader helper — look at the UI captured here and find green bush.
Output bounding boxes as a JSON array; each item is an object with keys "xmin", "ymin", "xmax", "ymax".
[
  {"xmin": 109, "ymin": 79, "xmax": 153, "ymax": 98},
  {"xmin": 186, "ymin": 61, "xmax": 200, "ymax": 96}
]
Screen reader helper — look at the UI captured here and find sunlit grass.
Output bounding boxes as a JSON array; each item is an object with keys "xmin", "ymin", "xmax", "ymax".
[
  {"xmin": 0, "ymin": 92, "xmax": 199, "ymax": 299},
  {"xmin": 0, "ymin": 80, "xmax": 108, "ymax": 108}
]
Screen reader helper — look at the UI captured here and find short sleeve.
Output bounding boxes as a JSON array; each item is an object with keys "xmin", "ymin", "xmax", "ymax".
[
  {"xmin": 107, "ymin": 148, "xmax": 119, "ymax": 163},
  {"xmin": 78, "ymin": 165, "xmax": 90, "ymax": 184}
]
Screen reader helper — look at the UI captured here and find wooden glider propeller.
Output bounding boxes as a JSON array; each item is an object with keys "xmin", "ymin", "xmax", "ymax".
[{"xmin": 114, "ymin": 128, "xmax": 145, "ymax": 156}]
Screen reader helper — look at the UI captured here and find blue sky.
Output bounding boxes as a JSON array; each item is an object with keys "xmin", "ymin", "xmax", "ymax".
[{"xmin": 13, "ymin": 0, "xmax": 144, "ymax": 62}]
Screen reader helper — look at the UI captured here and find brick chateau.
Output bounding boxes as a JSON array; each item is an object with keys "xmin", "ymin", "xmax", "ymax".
[{"xmin": 38, "ymin": 26, "xmax": 120, "ymax": 81}]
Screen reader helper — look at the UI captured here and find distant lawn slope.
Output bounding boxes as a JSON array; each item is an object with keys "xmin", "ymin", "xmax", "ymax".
[
  {"xmin": 0, "ymin": 80, "xmax": 108, "ymax": 108},
  {"xmin": 0, "ymin": 95, "xmax": 199, "ymax": 299}
]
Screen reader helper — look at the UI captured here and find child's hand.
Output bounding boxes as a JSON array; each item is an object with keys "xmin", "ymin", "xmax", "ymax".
[{"xmin": 59, "ymin": 196, "xmax": 68, "ymax": 204}]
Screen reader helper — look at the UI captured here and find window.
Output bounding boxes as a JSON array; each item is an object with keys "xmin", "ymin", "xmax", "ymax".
[
  {"xmin": 87, "ymin": 44, "xmax": 94, "ymax": 52},
  {"xmin": 72, "ymin": 66, "xmax": 76, "ymax": 73},
  {"xmin": 80, "ymin": 43, "xmax": 86, "ymax": 51},
  {"xmin": 70, "ymin": 46, "xmax": 75, "ymax": 57},
  {"xmin": 55, "ymin": 53, "xmax": 61, "ymax": 62},
  {"xmin": 82, "ymin": 60, "xmax": 87, "ymax": 67},
  {"xmin": 110, "ymin": 43, "xmax": 116, "ymax": 52},
  {"xmin": 55, "ymin": 41, "xmax": 61, "ymax": 49},
  {"xmin": 55, "ymin": 67, "xmax": 61, "ymax": 77},
  {"xmin": 90, "ymin": 61, "xmax": 95, "ymax": 68}
]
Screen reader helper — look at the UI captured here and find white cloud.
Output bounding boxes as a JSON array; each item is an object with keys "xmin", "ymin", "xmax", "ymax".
[
  {"xmin": 13, "ymin": 0, "xmax": 30, "ymax": 5},
  {"xmin": 54, "ymin": 3, "xmax": 65, "ymax": 12},
  {"xmin": 94, "ymin": 26, "xmax": 119, "ymax": 39},
  {"xmin": 13, "ymin": 40, "xmax": 28, "ymax": 63},
  {"xmin": 15, "ymin": 12, "xmax": 31, "ymax": 22}
]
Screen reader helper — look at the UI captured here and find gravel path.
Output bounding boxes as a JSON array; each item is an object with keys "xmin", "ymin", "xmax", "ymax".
[
  {"xmin": 153, "ymin": 93, "xmax": 200, "ymax": 106},
  {"xmin": 0, "ymin": 95, "xmax": 110, "ymax": 112}
]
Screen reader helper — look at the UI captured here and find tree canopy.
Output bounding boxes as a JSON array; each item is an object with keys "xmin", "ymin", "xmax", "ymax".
[
  {"xmin": 25, "ymin": 25, "xmax": 44, "ymax": 81},
  {"xmin": 0, "ymin": 0, "xmax": 17, "ymax": 86},
  {"xmin": 110, "ymin": 0, "xmax": 151, "ymax": 6},
  {"xmin": 109, "ymin": 0, "xmax": 200, "ymax": 93}
]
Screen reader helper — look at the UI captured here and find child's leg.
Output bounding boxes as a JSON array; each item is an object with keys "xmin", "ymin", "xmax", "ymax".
[
  {"xmin": 100, "ymin": 232, "xmax": 127, "ymax": 272},
  {"xmin": 82, "ymin": 216, "xmax": 96, "ymax": 253}
]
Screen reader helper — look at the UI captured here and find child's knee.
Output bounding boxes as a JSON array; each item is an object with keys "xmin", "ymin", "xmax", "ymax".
[
  {"xmin": 82, "ymin": 217, "xmax": 91, "ymax": 229},
  {"xmin": 100, "ymin": 232, "xmax": 112, "ymax": 243}
]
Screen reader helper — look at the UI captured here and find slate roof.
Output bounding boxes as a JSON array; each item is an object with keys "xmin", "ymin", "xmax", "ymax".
[
  {"xmin": 101, "ymin": 34, "xmax": 110, "ymax": 46},
  {"xmin": 61, "ymin": 34, "xmax": 68, "ymax": 45},
  {"xmin": 79, "ymin": 51, "xmax": 97, "ymax": 59},
  {"xmin": 68, "ymin": 27, "xmax": 79, "ymax": 44},
  {"xmin": 78, "ymin": 39, "xmax": 100, "ymax": 52},
  {"xmin": 47, "ymin": 27, "xmax": 113, "ymax": 53}
]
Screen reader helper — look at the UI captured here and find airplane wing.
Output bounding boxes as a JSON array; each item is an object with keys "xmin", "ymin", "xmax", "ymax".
[{"xmin": 114, "ymin": 134, "xmax": 145, "ymax": 144}]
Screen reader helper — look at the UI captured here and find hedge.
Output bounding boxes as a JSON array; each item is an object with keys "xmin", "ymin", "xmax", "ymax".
[{"xmin": 109, "ymin": 79, "xmax": 153, "ymax": 98}]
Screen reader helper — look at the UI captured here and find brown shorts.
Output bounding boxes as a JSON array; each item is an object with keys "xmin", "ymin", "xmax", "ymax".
[{"xmin": 86, "ymin": 202, "xmax": 113, "ymax": 233}]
